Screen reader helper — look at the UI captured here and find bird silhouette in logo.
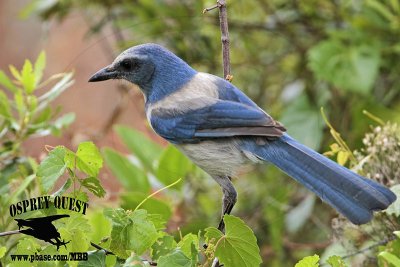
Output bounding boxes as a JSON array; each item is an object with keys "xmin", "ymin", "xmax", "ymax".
[{"xmin": 15, "ymin": 214, "xmax": 70, "ymax": 250}]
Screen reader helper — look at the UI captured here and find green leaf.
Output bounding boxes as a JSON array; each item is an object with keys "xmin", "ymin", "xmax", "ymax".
[
  {"xmin": 379, "ymin": 251, "xmax": 400, "ymax": 266},
  {"xmin": 58, "ymin": 214, "xmax": 91, "ymax": 254},
  {"xmin": 295, "ymin": 255, "xmax": 320, "ymax": 267},
  {"xmin": 9, "ymin": 65, "xmax": 22, "ymax": 81},
  {"xmin": 14, "ymin": 90, "xmax": 25, "ymax": 118},
  {"xmin": 308, "ymin": 40, "xmax": 380, "ymax": 94},
  {"xmin": 37, "ymin": 72, "xmax": 74, "ymax": 111},
  {"xmin": 0, "ymin": 90, "xmax": 12, "ymax": 119},
  {"xmin": 103, "ymin": 148, "xmax": 150, "ymax": 192},
  {"xmin": 152, "ymin": 235, "xmax": 177, "ymax": 260},
  {"xmin": 385, "ymin": 184, "xmax": 400, "ymax": 216},
  {"xmin": 285, "ymin": 194, "xmax": 315, "ymax": 233},
  {"xmin": 52, "ymin": 178, "xmax": 72, "ymax": 197},
  {"xmin": 11, "ymin": 238, "xmax": 40, "ymax": 267},
  {"xmin": 104, "ymin": 208, "xmax": 158, "ymax": 258},
  {"xmin": 0, "ymin": 246, "xmax": 6, "ymax": 259},
  {"xmin": 78, "ymin": 250, "xmax": 106, "ymax": 267},
  {"xmin": 177, "ymin": 233, "xmax": 198, "ymax": 262},
  {"xmin": 205, "ymin": 215, "xmax": 262, "ymax": 267},
  {"xmin": 115, "ymin": 125, "xmax": 163, "ymax": 172},
  {"xmin": 0, "ymin": 70, "xmax": 17, "ymax": 92},
  {"xmin": 21, "ymin": 59, "xmax": 35, "ymax": 93},
  {"xmin": 158, "ymin": 250, "xmax": 192, "ymax": 267},
  {"xmin": 121, "ymin": 192, "xmax": 171, "ymax": 221},
  {"xmin": 37, "ymin": 146, "xmax": 67, "ymax": 192},
  {"xmin": 156, "ymin": 145, "xmax": 191, "ymax": 188},
  {"xmin": 326, "ymin": 255, "xmax": 347, "ymax": 267},
  {"xmin": 88, "ymin": 210, "xmax": 112, "ymax": 244},
  {"xmin": 79, "ymin": 177, "xmax": 106, "ymax": 197},
  {"xmin": 8, "ymin": 174, "xmax": 36, "ymax": 206},
  {"xmin": 280, "ymin": 95, "xmax": 323, "ymax": 150},
  {"xmin": 51, "ymin": 112, "xmax": 75, "ymax": 136},
  {"xmin": 34, "ymin": 50, "xmax": 46, "ymax": 85},
  {"xmin": 76, "ymin": 141, "xmax": 103, "ymax": 177}
]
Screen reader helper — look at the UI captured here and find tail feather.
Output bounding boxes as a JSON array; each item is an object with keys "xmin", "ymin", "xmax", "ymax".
[{"xmin": 247, "ymin": 134, "xmax": 396, "ymax": 225}]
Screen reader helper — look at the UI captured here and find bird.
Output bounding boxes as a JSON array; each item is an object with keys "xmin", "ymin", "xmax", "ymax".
[
  {"xmin": 15, "ymin": 214, "xmax": 70, "ymax": 250},
  {"xmin": 89, "ymin": 43, "xmax": 396, "ymax": 229}
]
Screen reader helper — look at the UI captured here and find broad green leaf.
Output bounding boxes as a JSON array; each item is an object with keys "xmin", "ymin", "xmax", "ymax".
[
  {"xmin": 326, "ymin": 255, "xmax": 347, "ymax": 267},
  {"xmin": 37, "ymin": 146, "xmax": 67, "ymax": 192},
  {"xmin": 64, "ymin": 147, "xmax": 76, "ymax": 169},
  {"xmin": 379, "ymin": 251, "xmax": 400, "ymax": 266},
  {"xmin": 58, "ymin": 214, "xmax": 91, "ymax": 255},
  {"xmin": 205, "ymin": 215, "xmax": 262, "ymax": 267},
  {"xmin": 152, "ymin": 235, "xmax": 177, "ymax": 260},
  {"xmin": 103, "ymin": 148, "xmax": 150, "ymax": 192},
  {"xmin": 76, "ymin": 142, "xmax": 103, "ymax": 177},
  {"xmin": 177, "ymin": 233, "xmax": 198, "ymax": 261},
  {"xmin": 280, "ymin": 95, "xmax": 323, "ymax": 150},
  {"xmin": 88, "ymin": 210, "xmax": 112, "ymax": 244},
  {"xmin": 158, "ymin": 250, "xmax": 192, "ymax": 267},
  {"xmin": 78, "ymin": 250, "xmax": 106, "ymax": 267},
  {"xmin": 295, "ymin": 255, "xmax": 320, "ymax": 267},
  {"xmin": 34, "ymin": 50, "xmax": 46, "ymax": 85},
  {"xmin": 147, "ymin": 213, "xmax": 167, "ymax": 231},
  {"xmin": 0, "ymin": 70, "xmax": 17, "ymax": 92},
  {"xmin": 0, "ymin": 90, "xmax": 12, "ymax": 119},
  {"xmin": 104, "ymin": 208, "xmax": 158, "ymax": 258},
  {"xmin": 115, "ymin": 125, "xmax": 163, "ymax": 171},
  {"xmin": 79, "ymin": 177, "xmax": 106, "ymax": 197},
  {"xmin": 121, "ymin": 192, "xmax": 171, "ymax": 221},
  {"xmin": 21, "ymin": 59, "xmax": 35, "ymax": 93},
  {"xmin": 308, "ymin": 40, "xmax": 380, "ymax": 94},
  {"xmin": 11, "ymin": 238, "xmax": 40, "ymax": 267},
  {"xmin": 156, "ymin": 145, "xmax": 191, "ymax": 188}
]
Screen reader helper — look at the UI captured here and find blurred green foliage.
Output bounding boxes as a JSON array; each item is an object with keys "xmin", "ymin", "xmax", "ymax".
[
  {"xmin": 17, "ymin": 0, "xmax": 400, "ymax": 266},
  {"xmin": 0, "ymin": 51, "xmax": 75, "ymax": 263}
]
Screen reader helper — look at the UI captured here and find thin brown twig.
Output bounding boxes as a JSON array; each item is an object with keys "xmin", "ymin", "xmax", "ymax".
[{"xmin": 204, "ymin": 0, "xmax": 232, "ymax": 81}]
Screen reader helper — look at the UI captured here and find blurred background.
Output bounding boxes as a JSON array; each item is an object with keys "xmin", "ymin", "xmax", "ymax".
[{"xmin": 1, "ymin": 0, "xmax": 400, "ymax": 266}]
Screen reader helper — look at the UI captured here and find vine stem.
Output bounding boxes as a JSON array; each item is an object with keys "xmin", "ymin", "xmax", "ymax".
[{"xmin": 134, "ymin": 178, "xmax": 182, "ymax": 212}]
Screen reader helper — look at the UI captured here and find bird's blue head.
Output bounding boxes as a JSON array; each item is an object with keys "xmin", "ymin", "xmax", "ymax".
[{"xmin": 89, "ymin": 43, "xmax": 197, "ymax": 103}]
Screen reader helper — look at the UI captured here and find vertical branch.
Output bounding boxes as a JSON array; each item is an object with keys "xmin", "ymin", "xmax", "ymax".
[{"xmin": 204, "ymin": 0, "xmax": 233, "ymax": 81}]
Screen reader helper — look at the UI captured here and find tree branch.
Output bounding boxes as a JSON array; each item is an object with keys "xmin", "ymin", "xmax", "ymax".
[{"xmin": 204, "ymin": 0, "xmax": 232, "ymax": 81}]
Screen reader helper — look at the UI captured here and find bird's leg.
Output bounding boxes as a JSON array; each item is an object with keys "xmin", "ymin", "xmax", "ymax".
[{"xmin": 214, "ymin": 176, "xmax": 237, "ymax": 232}]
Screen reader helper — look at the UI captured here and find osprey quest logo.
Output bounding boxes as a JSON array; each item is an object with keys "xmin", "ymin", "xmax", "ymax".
[
  {"xmin": 15, "ymin": 214, "xmax": 71, "ymax": 250},
  {"xmin": 3, "ymin": 195, "xmax": 89, "ymax": 263}
]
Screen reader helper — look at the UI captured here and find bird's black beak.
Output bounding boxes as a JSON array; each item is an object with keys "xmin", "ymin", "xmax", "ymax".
[{"xmin": 88, "ymin": 65, "xmax": 117, "ymax": 82}]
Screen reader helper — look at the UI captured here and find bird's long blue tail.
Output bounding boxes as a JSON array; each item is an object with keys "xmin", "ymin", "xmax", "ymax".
[{"xmin": 245, "ymin": 134, "xmax": 396, "ymax": 224}]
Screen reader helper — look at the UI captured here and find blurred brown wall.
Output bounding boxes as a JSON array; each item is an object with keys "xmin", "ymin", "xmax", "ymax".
[{"xmin": 0, "ymin": 1, "xmax": 165, "ymax": 194}]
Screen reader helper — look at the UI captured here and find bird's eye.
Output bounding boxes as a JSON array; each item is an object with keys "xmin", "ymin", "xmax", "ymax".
[{"xmin": 120, "ymin": 59, "xmax": 132, "ymax": 71}]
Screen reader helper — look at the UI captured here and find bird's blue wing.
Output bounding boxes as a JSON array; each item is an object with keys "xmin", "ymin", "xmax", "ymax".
[{"xmin": 149, "ymin": 99, "xmax": 285, "ymax": 144}]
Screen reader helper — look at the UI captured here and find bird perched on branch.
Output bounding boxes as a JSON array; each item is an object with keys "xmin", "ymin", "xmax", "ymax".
[{"xmin": 89, "ymin": 43, "xmax": 396, "ymax": 230}]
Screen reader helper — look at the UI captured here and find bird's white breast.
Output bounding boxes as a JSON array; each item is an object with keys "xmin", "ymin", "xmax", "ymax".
[{"xmin": 146, "ymin": 72, "xmax": 220, "ymax": 121}]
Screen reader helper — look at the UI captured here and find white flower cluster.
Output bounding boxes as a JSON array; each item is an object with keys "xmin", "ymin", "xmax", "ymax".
[{"xmin": 355, "ymin": 123, "xmax": 400, "ymax": 186}]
